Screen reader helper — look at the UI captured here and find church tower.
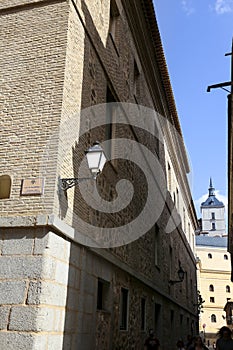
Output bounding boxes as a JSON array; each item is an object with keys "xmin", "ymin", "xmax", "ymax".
[{"xmin": 201, "ymin": 178, "xmax": 225, "ymax": 236}]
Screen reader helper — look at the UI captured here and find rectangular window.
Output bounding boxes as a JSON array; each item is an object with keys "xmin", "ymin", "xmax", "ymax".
[
  {"xmin": 133, "ymin": 59, "xmax": 140, "ymax": 100},
  {"xmin": 210, "ymin": 297, "xmax": 215, "ymax": 303},
  {"xmin": 188, "ymin": 222, "xmax": 191, "ymax": 241},
  {"xmin": 185, "ymin": 269, "xmax": 188, "ymax": 298},
  {"xmin": 190, "ymin": 279, "xmax": 193, "ymax": 301},
  {"xmin": 167, "ymin": 162, "xmax": 171, "ymax": 192},
  {"xmin": 176, "ymin": 188, "xmax": 179, "ymax": 212},
  {"xmin": 183, "ymin": 208, "xmax": 186, "ymax": 233},
  {"xmin": 169, "ymin": 246, "xmax": 173, "ymax": 283},
  {"xmin": 212, "ymin": 223, "xmax": 216, "ymax": 230},
  {"xmin": 141, "ymin": 298, "xmax": 146, "ymax": 331},
  {"xmin": 120, "ymin": 288, "xmax": 128, "ymax": 330},
  {"xmin": 180, "ymin": 314, "xmax": 183, "ymax": 325},
  {"xmin": 97, "ymin": 278, "xmax": 110, "ymax": 311},
  {"xmin": 97, "ymin": 280, "xmax": 103, "ymax": 310},
  {"xmin": 211, "ymin": 212, "xmax": 215, "ymax": 219},
  {"xmin": 170, "ymin": 310, "xmax": 174, "ymax": 329},
  {"xmin": 109, "ymin": 0, "xmax": 120, "ymax": 50},
  {"xmin": 106, "ymin": 87, "xmax": 117, "ymax": 160},
  {"xmin": 154, "ymin": 303, "xmax": 161, "ymax": 335},
  {"xmin": 154, "ymin": 225, "xmax": 160, "ymax": 266}
]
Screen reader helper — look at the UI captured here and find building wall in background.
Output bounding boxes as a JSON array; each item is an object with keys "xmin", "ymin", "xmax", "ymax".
[{"xmin": 196, "ymin": 240, "xmax": 233, "ymax": 345}]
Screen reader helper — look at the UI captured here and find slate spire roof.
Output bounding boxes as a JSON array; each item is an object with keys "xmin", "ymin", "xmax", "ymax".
[{"xmin": 201, "ymin": 178, "xmax": 224, "ymax": 208}]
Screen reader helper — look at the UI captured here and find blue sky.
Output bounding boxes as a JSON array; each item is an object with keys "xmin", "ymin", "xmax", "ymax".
[{"xmin": 153, "ymin": 0, "xmax": 233, "ymax": 216}]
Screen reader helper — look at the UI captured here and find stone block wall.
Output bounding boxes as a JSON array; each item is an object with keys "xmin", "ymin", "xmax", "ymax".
[
  {"xmin": 0, "ymin": 225, "xmax": 116, "ymax": 349},
  {"xmin": 0, "ymin": 228, "xmax": 72, "ymax": 349}
]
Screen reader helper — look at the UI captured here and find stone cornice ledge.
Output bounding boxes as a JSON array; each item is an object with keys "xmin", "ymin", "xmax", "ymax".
[
  {"xmin": 0, "ymin": 215, "xmax": 49, "ymax": 228},
  {"xmin": 0, "ymin": 214, "xmax": 75, "ymax": 240}
]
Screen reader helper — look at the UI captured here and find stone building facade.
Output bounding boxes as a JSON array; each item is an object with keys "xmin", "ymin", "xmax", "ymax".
[{"xmin": 0, "ymin": 0, "xmax": 198, "ymax": 349}]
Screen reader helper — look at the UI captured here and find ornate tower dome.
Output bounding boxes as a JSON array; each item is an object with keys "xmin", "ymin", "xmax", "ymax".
[{"xmin": 200, "ymin": 178, "xmax": 225, "ymax": 236}]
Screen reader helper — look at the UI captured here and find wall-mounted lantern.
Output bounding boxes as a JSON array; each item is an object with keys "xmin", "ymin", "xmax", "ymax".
[
  {"xmin": 60, "ymin": 142, "xmax": 107, "ymax": 191},
  {"xmin": 169, "ymin": 263, "xmax": 185, "ymax": 285}
]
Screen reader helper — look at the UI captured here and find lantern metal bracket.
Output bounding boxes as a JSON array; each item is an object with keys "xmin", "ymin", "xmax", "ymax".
[
  {"xmin": 168, "ymin": 279, "xmax": 183, "ymax": 286},
  {"xmin": 59, "ymin": 177, "xmax": 93, "ymax": 191}
]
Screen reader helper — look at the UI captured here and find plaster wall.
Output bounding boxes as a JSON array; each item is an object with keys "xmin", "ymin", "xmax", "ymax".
[{"xmin": 196, "ymin": 246, "xmax": 232, "ymax": 337}]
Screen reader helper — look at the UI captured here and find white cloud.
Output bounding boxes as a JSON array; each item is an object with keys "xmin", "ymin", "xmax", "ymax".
[
  {"xmin": 215, "ymin": 190, "xmax": 228, "ymax": 208},
  {"xmin": 215, "ymin": 0, "xmax": 233, "ymax": 14},
  {"xmin": 195, "ymin": 193, "xmax": 208, "ymax": 217},
  {"xmin": 181, "ymin": 0, "xmax": 195, "ymax": 15}
]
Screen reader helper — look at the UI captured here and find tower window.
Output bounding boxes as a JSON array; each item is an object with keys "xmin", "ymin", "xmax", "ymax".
[
  {"xmin": 226, "ymin": 285, "xmax": 231, "ymax": 293},
  {"xmin": 208, "ymin": 253, "xmax": 212, "ymax": 259},
  {"xmin": 211, "ymin": 314, "xmax": 216, "ymax": 322},
  {"xmin": 224, "ymin": 254, "xmax": 228, "ymax": 260},
  {"xmin": 210, "ymin": 297, "xmax": 215, "ymax": 303},
  {"xmin": 212, "ymin": 223, "xmax": 216, "ymax": 230},
  {"xmin": 211, "ymin": 212, "xmax": 215, "ymax": 220}
]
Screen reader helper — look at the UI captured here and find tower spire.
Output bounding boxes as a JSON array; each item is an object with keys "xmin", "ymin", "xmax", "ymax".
[{"xmin": 209, "ymin": 177, "xmax": 215, "ymax": 197}]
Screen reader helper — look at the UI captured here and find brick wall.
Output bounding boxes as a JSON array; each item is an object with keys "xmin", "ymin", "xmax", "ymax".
[{"xmin": 0, "ymin": 0, "xmax": 69, "ymax": 217}]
